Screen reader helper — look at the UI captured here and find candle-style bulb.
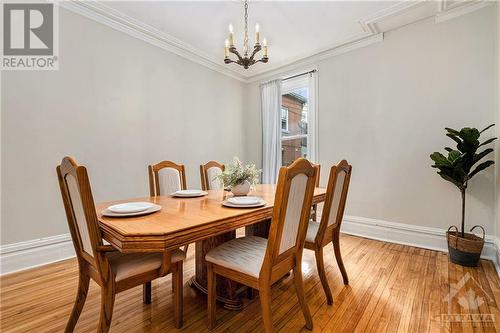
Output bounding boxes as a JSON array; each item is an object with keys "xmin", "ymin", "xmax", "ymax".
[
  {"xmin": 255, "ymin": 23, "xmax": 260, "ymax": 44},
  {"xmin": 262, "ymin": 38, "xmax": 267, "ymax": 46},
  {"xmin": 229, "ymin": 24, "xmax": 234, "ymax": 33}
]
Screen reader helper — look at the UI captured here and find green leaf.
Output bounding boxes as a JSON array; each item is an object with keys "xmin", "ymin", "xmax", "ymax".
[
  {"xmin": 446, "ymin": 133, "xmax": 463, "ymax": 147},
  {"xmin": 472, "ymin": 148, "xmax": 494, "ymax": 165},
  {"xmin": 437, "ymin": 171, "xmax": 463, "ymax": 189},
  {"xmin": 460, "ymin": 127, "xmax": 480, "ymax": 142},
  {"xmin": 480, "ymin": 124, "xmax": 495, "ymax": 133},
  {"xmin": 430, "ymin": 152, "xmax": 450, "ymax": 167},
  {"xmin": 445, "ymin": 127, "xmax": 460, "ymax": 136},
  {"xmin": 468, "ymin": 160, "xmax": 495, "ymax": 179},
  {"xmin": 448, "ymin": 150, "xmax": 462, "ymax": 164},
  {"xmin": 479, "ymin": 137, "xmax": 497, "ymax": 147}
]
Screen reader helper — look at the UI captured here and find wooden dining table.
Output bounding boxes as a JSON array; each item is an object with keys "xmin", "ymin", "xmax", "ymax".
[{"xmin": 96, "ymin": 184, "xmax": 326, "ymax": 310}]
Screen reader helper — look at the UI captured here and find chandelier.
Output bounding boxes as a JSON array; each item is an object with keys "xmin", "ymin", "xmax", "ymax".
[{"xmin": 224, "ymin": 0, "xmax": 268, "ymax": 69}]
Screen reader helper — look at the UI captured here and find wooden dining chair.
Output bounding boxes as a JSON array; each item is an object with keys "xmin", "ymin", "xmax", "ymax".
[
  {"xmin": 304, "ymin": 160, "xmax": 352, "ymax": 305},
  {"xmin": 57, "ymin": 157, "xmax": 185, "ymax": 332},
  {"xmin": 311, "ymin": 164, "xmax": 321, "ymax": 222},
  {"xmin": 148, "ymin": 160, "xmax": 190, "ymax": 254},
  {"xmin": 205, "ymin": 158, "xmax": 318, "ymax": 332},
  {"xmin": 200, "ymin": 161, "xmax": 225, "ymax": 191},
  {"xmin": 148, "ymin": 160, "xmax": 187, "ymax": 196}
]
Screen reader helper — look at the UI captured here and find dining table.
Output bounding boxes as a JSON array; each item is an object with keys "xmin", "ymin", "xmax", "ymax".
[{"xmin": 96, "ymin": 184, "xmax": 327, "ymax": 310}]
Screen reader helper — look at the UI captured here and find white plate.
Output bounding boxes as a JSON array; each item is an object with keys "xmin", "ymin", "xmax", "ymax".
[
  {"xmin": 171, "ymin": 190, "xmax": 208, "ymax": 198},
  {"xmin": 107, "ymin": 202, "xmax": 155, "ymax": 214},
  {"xmin": 227, "ymin": 196, "xmax": 261, "ymax": 206},
  {"xmin": 222, "ymin": 200, "xmax": 266, "ymax": 208},
  {"xmin": 102, "ymin": 204, "xmax": 161, "ymax": 217}
]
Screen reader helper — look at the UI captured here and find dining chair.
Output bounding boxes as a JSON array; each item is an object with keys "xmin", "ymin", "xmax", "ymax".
[
  {"xmin": 311, "ymin": 164, "xmax": 321, "ymax": 222},
  {"xmin": 148, "ymin": 160, "xmax": 187, "ymax": 196},
  {"xmin": 148, "ymin": 160, "xmax": 189, "ymax": 254},
  {"xmin": 304, "ymin": 160, "xmax": 352, "ymax": 305},
  {"xmin": 57, "ymin": 157, "xmax": 185, "ymax": 332},
  {"xmin": 200, "ymin": 161, "xmax": 225, "ymax": 191},
  {"xmin": 205, "ymin": 158, "xmax": 318, "ymax": 332}
]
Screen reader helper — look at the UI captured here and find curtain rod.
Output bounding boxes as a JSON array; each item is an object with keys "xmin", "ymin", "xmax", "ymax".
[{"xmin": 282, "ymin": 69, "xmax": 317, "ymax": 82}]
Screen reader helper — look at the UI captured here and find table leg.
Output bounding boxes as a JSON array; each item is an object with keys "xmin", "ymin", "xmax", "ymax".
[{"xmin": 189, "ymin": 230, "xmax": 247, "ymax": 310}]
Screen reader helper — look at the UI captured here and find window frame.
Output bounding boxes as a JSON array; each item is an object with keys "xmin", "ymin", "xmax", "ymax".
[{"xmin": 281, "ymin": 107, "xmax": 289, "ymax": 133}]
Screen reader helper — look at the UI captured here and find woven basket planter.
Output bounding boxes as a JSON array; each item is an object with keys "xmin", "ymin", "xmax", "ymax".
[{"xmin": 446, "ymin": 225, "xmax": 485, "ymax": 267}]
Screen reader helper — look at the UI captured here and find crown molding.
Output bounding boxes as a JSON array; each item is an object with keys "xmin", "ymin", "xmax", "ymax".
[
  {"xmin": 435, "ymin": 0, "xmax": 493, "ymax": 23},
  {"xmin": 246, "ymin": 33, "xmax": 383, "ymax": 84},
  {"xmin": 57, "ymin": 0, "xmax": 492, "ymax": 84},
  {"xmin": 57, "ymin": 0, "xmax": 247, "ymax": 82}
]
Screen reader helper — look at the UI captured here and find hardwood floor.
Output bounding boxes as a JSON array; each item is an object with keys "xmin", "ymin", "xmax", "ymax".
[{"xmin": 1, "ymin": 234, "xmax": 500, "ymax": 332}]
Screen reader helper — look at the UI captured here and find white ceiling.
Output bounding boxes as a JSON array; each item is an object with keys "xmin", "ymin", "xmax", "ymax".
[
  {"xmin": 70, "ymin": 0, "xmax": 489, "ymax": 80},
  {"xmin": 102, "ymin": 1, "xmax": 401, "ymax": 77}
]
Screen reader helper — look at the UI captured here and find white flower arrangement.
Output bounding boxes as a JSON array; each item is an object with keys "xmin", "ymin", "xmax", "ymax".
[{"xmin": 216, "ymin": 157, "xmax": 261, "ymax": 187}]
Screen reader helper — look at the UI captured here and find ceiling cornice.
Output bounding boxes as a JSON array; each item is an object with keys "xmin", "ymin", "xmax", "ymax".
[
  {"xmin": 57, "ymin": 0, "xmax": 248, "ymax": 82},
  {"xmin": 57, "ymin": 0, "xmax": 493, "ymax": 84}
]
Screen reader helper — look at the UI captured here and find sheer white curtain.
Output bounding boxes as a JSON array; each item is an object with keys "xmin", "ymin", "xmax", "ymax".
[
  {"xmin": 260, "ymin": 79, "xmax": 282, "ymax": 184},
  {"xmin": 308, "ymin": 71, "xmax": 318, "ymax": 162}
]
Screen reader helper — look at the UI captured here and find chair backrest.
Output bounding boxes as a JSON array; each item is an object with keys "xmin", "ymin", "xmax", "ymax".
[
  {"xmin": 148, "ymin": 161, "xmax": 187, "ymax": 196},
  {"xmin": 200, "ymin": 161, "xmax": 225, "ymax": 191},
  {"xmin": 261, "ymin": 158, "xmax": 317, "ymax": 279},
  {"xmin": 313, "ymin": 164, "xmax": 320, "ymax": 187},
  {"xmin": 315, "ymin": 160, "xmax": 352, "ymax": 242},
  {"xmin": 56, "ymin": 157, "xmax": 103, "ymax": 267}
]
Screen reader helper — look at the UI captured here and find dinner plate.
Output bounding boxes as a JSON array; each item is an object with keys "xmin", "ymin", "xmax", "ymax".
[
  {"xmin": 102, "ymin": 204, "xmax": 161, "ymax": 217},
  {"xmin": 107, "ymin": 202, "xmax": 155, "ymax": 214},
  {"xmin": 227, "ymin": 196, "xmax": 261, "ymax": 206},
  {"xmin": 222, "ymin": 199, "xmax": 266, "ymax": 208},
  {"xmin": 171, "ymin": 190, "xmax": 208, "ymax": 198}
]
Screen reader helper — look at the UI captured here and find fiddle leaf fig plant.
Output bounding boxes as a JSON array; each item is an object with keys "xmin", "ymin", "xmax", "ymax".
[{"xmin": 430, "ymin": 124, "xmax": 496, "ymax": 237}]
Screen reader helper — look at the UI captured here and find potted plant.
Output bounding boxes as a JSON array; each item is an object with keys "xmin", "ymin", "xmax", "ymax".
[
  {"xmin": 430, "ymin": 124, "xmax": 496, "ymax": 267},
  {"xmin": 217, "ymin": 157, "xmax": 261, "ymax": 196}
]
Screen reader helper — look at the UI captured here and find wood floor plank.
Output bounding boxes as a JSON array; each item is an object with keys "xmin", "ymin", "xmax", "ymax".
[{"xmin": 1, "ymin": 234, "xmax": 500, "ymax": 333}]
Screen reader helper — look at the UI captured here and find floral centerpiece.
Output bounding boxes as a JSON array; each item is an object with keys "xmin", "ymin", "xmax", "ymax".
[{"xmin": 216, "ymin": 157, "xmax": 261, "ymax": 196}]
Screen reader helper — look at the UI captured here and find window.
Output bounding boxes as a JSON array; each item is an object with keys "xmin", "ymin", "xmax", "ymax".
[
  {"xmin": 281, "ymin": 107, "xmax": 289, "ymax": 132},
  {"xmin": 280, "ymin": 73, "xmax": 316, "ymax": 167}
]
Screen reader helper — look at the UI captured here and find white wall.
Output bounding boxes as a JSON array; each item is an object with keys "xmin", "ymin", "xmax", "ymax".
[
  {"xmin": 1, "ymin": 9, "xmax": 245, "ymax": 245},
  {"xmin": 495, "ymin": 2, "xmax": 500, "ymax": 262},
  {"xmin": 244, "ymin": 7, "xmax": 497, "ymax": 233}
]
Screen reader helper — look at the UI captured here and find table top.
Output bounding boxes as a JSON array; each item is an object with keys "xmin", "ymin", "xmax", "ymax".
[{"xmin": 96, "ymin": 184, "xmax": 326, "ymax": 252}]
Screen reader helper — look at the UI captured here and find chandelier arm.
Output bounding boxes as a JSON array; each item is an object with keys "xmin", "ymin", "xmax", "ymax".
[
  {"xmin": 229, "ymin": 48, "xmax": 244, "ymax": 62},
  {"xmin": 249, "ymin": 45, "xmax": 262, "ymax": 61}
]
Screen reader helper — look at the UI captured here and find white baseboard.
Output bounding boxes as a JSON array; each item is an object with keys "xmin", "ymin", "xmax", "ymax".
[
  {"xmin": 1, "ymin": 216, "xmax": 499, "ymax": 276},
  {"xmin": 341, "ymin": 215, "xmax": 499, "ymax": 275},
  {"xmin": 0, "ymin": 234, "xmax": 74, "ymax": 275}
]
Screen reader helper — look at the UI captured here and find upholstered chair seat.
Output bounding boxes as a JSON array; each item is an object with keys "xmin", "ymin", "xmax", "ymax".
[
  {"xmin": 58, "ymin": 157, "xmax": 185, "ymax": 333},
  {"xmin": 305, "ymin": 221, "xmax": 320, "ymax": 244},
  {"xmin": 205, "ymin": 236, "xmax": 267, "ymax": 278},
  {"xmin": 107, "ymin": 249, "xmax": 186, "ymax": 282},
  {"xmin": 206, "ymin": 158, "xmax": 318, "ymax": 333}
]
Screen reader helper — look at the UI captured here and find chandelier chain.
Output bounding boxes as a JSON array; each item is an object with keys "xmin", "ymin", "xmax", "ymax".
[{"xmin": 244, "ymin": 0, "xmax": 249, "ymax": 56}]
